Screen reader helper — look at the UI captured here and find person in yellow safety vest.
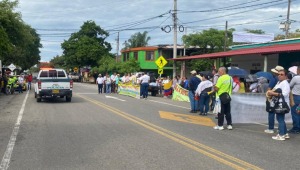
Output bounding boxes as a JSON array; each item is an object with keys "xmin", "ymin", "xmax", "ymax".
[{"xmin": 7, "ymin": 76, "xmax": 18, "ymax": 88}]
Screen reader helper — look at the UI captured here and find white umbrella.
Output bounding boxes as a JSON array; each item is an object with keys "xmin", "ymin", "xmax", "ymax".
[{"xmin": 288, "ymin": 66, "xmax": 298, "ymax": 74}]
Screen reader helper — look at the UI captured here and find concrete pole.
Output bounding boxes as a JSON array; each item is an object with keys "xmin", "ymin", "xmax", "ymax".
[
  {"xmin": 181, "ymin": 27, "xmax": 187, "ymax": 79},
  {"xmin": 285, "ymin": 0, "xmax": 291, "ymax": 39},
  {"xmin": 173, "ymin": 0, "xmax": 177, "ymax": 78},
  {"xmin": 223, "ymin": 21, "xmax": 228, "ymax": 66},
  {"xmin": 263, "ymin": 55, "xmax": 268, "ymax": 72},
  {"xmin": 116, "ymin": 32, "xmax": 120, "ymax": 62}
]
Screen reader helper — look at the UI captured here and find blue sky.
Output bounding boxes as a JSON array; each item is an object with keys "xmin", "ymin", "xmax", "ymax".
[{"xmin": 16, "ymin": 0, "xmax": 300, "ymax": 61}]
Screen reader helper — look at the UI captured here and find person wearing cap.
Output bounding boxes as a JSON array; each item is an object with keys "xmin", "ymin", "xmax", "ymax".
[
  {"xmin": 195, "ymin": 74, "xmax": 213, "ymax": 115},
  {"xmin": 188, "ymin": 70, "xmax": 201, "ymax": 113},
  {"xmin": 266, "ymin": 69, "xmax": 290, "ymax": 141},
  {"xmin": 269, "ymin": 65, "xmax": 284, "ymax": 90},
  {"xmin": 264, "ymin": 65, "xmax": 284, "ymax": 134},
  {"xmin": 96, "ymin": 74, "xmax": 104, "ymax": 94},
  {"xmin": 289, "ymin": 66, "xmax": 300, "ymax": 134}
]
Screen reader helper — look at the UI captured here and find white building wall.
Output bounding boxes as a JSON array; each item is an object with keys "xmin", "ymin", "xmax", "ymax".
[{"xmin": 231, "ymin": 54, "xmax": 279, "ymax": 73}]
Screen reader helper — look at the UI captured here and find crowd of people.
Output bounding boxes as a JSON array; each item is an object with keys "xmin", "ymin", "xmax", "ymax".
[
  {"xmin": 0, "ymin": 72, "xmax": 33, "ymax": 95},
  {"xmin": 185, "ymin": 65, "xmax": 300, "ymax": 141}
]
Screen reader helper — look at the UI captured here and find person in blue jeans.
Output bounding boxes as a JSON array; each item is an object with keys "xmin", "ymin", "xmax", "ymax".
[
  {"xmin": 289, "ymin": 66, "xmax": 300, "ymax": 134},
  {"xmin": 266, "ymin": 70, "xmax": 290, "ymax": 141},
  {"xmin": 195, "ymin": 74, "xmax": 213, "ymax": 116},
  {"xmin": 188, "ymin": 70, "xmax": 201, "ymax": 113},
  {"xmin": 264, "ymin": 65, "xmax": 282, "ymax": 134}
]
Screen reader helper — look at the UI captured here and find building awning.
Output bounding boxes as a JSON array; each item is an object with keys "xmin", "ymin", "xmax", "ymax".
[{"xmin": 171, "ymin": 43, "xmax": 300, "ymax": 61}]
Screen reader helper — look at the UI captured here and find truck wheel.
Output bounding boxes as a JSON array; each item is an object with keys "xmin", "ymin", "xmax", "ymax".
[
  {"xmin": 37, "ymin": 97, "xmax": 41, "ymax": 102},
  {"xmin": 66, "ymin": 96, "xmax": 72, "ymax": 102}
]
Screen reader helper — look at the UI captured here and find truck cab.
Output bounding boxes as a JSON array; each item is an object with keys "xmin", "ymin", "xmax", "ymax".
[{"xmin": 34, "ymin": 68, "xmax": 73, "ymax": 102}]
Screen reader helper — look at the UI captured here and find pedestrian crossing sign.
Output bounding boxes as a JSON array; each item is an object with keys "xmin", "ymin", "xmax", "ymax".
[
  {"xmin": 155, "ymin": 56, "xmax": 167, "ymax": 69},
  {"xmin": 158, "ymin": 68, "xmax": 163, "ymax": 75}
]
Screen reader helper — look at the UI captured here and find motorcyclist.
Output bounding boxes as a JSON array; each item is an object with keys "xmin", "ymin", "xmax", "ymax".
[{"xmin": 6, "ymin": 75, "xmax": 18, "ymax": 94}]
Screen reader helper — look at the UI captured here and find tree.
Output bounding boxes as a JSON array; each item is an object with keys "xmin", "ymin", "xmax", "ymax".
[
  {"xmin": 0, "ymin": 0, "xmax": 41, "ymax": 70},
  {"xmin": 123, "ymin": 31, "xmax": 151, "ymax": 49},
  {"xmin": 117, "ymin": 59, "xmax": 140, "ymax": 74},
  {"xmin": 244, "ymin": 29, "xmax": 265, "ymax": 34},
  {"xmin": 275, "ymin": 30, "xmax": 300, "ymax": 40},
  {"xmin": 182, "ymin": 28, "xmax": 234, "ymax": 54},
  {"xmin": 97, "ymin": 54, "xmax": 118, "ymax": 74},
  {"xmin": 50, "ymin": 55, "xmax": 66, "ymax": 68},
  {"xmin": 61, "ymin": 20, "xmax": 112, "ymax": 68},
  {"xmin": 181, "ymin": 28, "xmax": 235, "ymax": 71}
]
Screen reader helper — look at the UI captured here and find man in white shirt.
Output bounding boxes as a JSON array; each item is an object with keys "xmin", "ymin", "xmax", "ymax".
[
  {"xmin": 110, "ymin": 73, "xmax": 116, "ymax": 93},
  {"xmin": 18, "ymin": 75, "xmax": 24, "ymax": 93},
  {"xmin": 96, "ymin": 74, "xmax": 104, "ymax": 94},
  {"xmin": 139, "ymin": 72, "xmax": 150, "ymax": 99}
]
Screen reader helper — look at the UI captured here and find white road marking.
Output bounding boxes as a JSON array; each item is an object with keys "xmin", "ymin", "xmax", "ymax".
[
  {"xmin": 76, "ymin": 93, "xmax": 98, "ymax": 94},
  {"xmin": 148, "ymin": 99, "xmax": 190, "ymax": 109},
  {"xmin": 105, "ymin": 95, "xmax": 126, "ymax": 101},
  {"xmin": 0, "ymin": 91, "xmax": 29, "ymax": 170}
]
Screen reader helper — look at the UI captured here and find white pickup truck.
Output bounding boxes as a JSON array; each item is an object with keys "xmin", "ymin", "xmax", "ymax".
[{"xmin": 34, "ymin": 68, "xmax": 73, "ymax": 102}]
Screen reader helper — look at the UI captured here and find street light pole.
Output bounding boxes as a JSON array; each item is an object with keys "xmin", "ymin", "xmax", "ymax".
[{"xmin": 173, "ymin": 0, "xmax": 177, "ymax": 78}]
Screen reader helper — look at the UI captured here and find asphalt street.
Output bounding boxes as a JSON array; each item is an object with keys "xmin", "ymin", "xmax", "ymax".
[{"xmin": 0, "ymin": 82, "xmax": 299, "ymax": 170}]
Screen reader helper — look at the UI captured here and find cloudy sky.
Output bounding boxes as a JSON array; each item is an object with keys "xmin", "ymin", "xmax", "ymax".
[{"xmin": 16, "ymin": 0, "xmax": 300, "ymax": 61}]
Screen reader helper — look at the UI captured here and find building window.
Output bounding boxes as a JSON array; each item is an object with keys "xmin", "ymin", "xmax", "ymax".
[
  {"xmin": 145, "ymin": 51, "xmax": 154, "ymax": 61},
  {"xmin": 124, "ymin": 53, "xmax": 129, "ymax": 61},
  {"xmin": 134, "ymin": 52, "xmax": 138, "ymax": 61}
]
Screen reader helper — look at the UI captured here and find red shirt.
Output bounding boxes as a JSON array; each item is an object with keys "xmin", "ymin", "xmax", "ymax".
[{"xmin": 27, "ymin": 75, "xmax": 33, "ymax": 82}]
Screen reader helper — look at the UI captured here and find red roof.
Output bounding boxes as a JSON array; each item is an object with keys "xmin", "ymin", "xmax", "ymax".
[{"xmin": 171, "ymin": 43, "xmax": 300, "ymax": 61}]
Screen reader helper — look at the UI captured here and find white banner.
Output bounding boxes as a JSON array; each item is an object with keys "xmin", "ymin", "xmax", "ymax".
[{"xmin": 233, "ymin": 32, "xmax": 274, "ymax": 43}]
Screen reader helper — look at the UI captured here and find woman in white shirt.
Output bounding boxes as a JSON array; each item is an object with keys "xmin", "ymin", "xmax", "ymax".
[
  {"xmin": 266, "ymin": 70, "xmax": 290, "ymax": 141},
  {"xmin": 195, "ymin": 75, "xmax": 213, "ymax": 116}
]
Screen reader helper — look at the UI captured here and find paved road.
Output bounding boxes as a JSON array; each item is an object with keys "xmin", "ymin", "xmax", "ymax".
[{"xmin": 0, "ymin": 82, "xmax": 299, "ymax": 170}]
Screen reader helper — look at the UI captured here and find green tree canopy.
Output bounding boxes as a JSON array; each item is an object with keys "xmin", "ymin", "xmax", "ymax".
[
  {"xmin": 117, "ymin": 59, "xmax": 140, "ymax": 74},
  {"xmin": 275, "ymin": 30, "xmax": 300, "ymax": 40},
  {"xmin": 182, "ymin": 28, "xmax": 234, "ymax": 54},
  {"xmin": 50, "ymin": 55, "xmax": 66, "ymax": 68},
  {"xmin": 61, "ymin": 20, "xmax": 112, "ymax": 68},
  {"xmin": 244, "ymin": 29, "xmax": 265, "ymax": 34},
  {"xmin": 0, "ymin": 0, "xmax": 41, "ymax": 70},
  {"xmin": 123, "ymin": 31, "xmax": 151, "ymax": 49}
]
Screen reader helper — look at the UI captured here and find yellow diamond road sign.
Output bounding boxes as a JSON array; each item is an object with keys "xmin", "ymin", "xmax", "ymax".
[{"xmin": 155, "ymin": 56, "xmax": 168, "ymax": 68}]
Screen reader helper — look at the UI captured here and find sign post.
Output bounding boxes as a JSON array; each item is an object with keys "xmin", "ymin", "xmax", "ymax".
[{"xmin": 74, "ymin": 67, "xmax": 78, "ymax": 73}]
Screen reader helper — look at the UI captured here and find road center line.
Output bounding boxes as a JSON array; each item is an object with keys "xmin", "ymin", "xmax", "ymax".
[
  {"xmin": 77, "ymin": 94, "xmax": 262, "ymax": 170},
  {"xmin": 0, "ymin": 91, "xmax": 29, "ymax": 170}
]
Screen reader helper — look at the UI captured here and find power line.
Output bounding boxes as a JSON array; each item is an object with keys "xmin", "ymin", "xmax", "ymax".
[
  {"xmin": 182, "ymin": 0, "xmax": 296, "ymax": 24},
  {"xmin": 177, "ymin": 0, "xmax": 283, "ymax": 13}
]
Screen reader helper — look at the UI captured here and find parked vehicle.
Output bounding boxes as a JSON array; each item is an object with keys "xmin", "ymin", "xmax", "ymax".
[
  {"xmin": 34, "ymin": 68, "xmax": 73, "ymax": 102},
  {"xmin": 148, "ymin": 72, "xmax": 159, "ymax": 96}
]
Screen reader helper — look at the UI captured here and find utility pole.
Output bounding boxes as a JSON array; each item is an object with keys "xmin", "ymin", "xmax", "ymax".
[
  {"xmin": 181, "ymin": 27, "xmax": 187, "ymax": 79},
  {"xmin": 285, "ymin": 0, "xmax": 291, "ymax": 39},
  {"xmin": 173, "ymin": 0, "xmax": 177, "ymax": 78},
  {"xmin": 223, "ymin": 21, "xmax": 228, "ymax": 66},
  {"xmin": 224, "ymin": 21, "xmax": 228, "ymax": 52},
  {"xmin": 116, "ymin": 32, "xmax": 119, "ymax": 62}
]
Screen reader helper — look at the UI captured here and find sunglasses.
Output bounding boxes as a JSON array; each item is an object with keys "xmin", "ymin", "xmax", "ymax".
[{"xmin": 278, "ymin": 74, "xmax": 285, "ymax": 76}]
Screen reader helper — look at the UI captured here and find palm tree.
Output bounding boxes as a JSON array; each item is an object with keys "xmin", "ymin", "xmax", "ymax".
[{"xmin": 126, "ymin": 31, "xmax": 151, "ymax": 48}]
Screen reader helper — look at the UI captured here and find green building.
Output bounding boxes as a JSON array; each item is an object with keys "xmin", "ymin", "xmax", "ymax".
[{"xmin": 120, "ymin": 45, "xmax": 201, "ymax": 77}]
